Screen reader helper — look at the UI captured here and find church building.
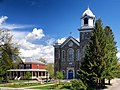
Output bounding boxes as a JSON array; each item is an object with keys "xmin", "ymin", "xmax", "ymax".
[{"xmin": 54, "ymin": 8, "xmax": 95, "ymax": 79}]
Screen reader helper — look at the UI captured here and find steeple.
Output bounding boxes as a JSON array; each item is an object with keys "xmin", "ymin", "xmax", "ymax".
[
  {"xmin": 81, "ymin": 7, "xmax": 95, "ymax": 30},
  {"xmin": 79, "ymin": 7, "xmax": 96, "ymax": 60}
]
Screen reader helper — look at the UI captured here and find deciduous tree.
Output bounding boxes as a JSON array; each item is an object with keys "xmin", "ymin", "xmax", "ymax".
[
  {"xmin": 56, "ymin": 71, "xmax": 63, "ymax": 84},
  {"xmin": 0, "ymin": 30, "xmax": 20, "ymax": 81},
  {"xmin": 25, "ymin": 71, "xmax": 31, "ymax": 84}
]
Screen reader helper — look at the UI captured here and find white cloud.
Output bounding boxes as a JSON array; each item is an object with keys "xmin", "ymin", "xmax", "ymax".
[
  {"xmin": 11, "ymin": 31, "xmax": 28, "ymax": 41},
  {"xmin": 25, "ymin": 28, "xmax": 45, "ymax": 41},
  {"xmin": 19, "ymin": 39, "xmax": 54, "ymax": 63},
  {"xmin": 0, "ymin": 15, "xmax": 54, "ymax": 63},
  {"xmin": 0, "ymin": 24, "xmax": 33, "ymax": 30},
  {"xmin": 117, "ymin": 52, "xmax": 120, "ymax": 59},
  {"xmin": 117, "ymin": 48, "xmax": 120, "ymax": 59},
  {"xmin": 0, "ymin": 16, "xmax": 8, "ymax": 25},
  {"xmin": 46, "ymin": 38, "xmax": 55, "ymax": 46},
  {"xmin": 19, "ymin": 39, "xmax": 36, "ymax": 50},
  {"xmin": 0, "ymin": 16, "xmax": 33, "ymax": 30},
  {"xmin": 57, "ymin": 37, "xmax": 66, "ymax": 44},
  {"xmin": 11, "ymin": 28, "xmax": 54, "ymax": 63}
]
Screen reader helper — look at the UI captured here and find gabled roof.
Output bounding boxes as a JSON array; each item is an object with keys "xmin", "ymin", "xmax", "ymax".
[{"xmin": 61, "ymin": 36, "xmax": 80, "ymax": 48}]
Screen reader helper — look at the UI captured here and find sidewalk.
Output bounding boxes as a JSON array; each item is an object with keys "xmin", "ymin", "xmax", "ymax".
[{"xmin": 103, "ymin": 78, "xmax": 120, "ymax": 90}]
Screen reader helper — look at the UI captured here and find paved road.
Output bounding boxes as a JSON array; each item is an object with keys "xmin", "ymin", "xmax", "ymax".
[
  {"xmin": 108, "ymin": 79, "xmax": 120, "ymax": 90},
  {"xmin": 104, "ymin": 78, "xmax": 120, "ymax": 90}
]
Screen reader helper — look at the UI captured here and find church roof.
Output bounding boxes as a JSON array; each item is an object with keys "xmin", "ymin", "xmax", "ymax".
[
  {"xmin": 61, "ymin": 36, "xmax": 79, "ymax": 48},
  {"xmin": 82, "ymin": 7, "xmax": 95, "ymax": 18}
]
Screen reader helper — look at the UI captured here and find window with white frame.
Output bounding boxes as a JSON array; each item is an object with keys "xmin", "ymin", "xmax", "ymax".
[{"xmin": 67, "ymin": 48, "xmax": 74, "ymax": 61}]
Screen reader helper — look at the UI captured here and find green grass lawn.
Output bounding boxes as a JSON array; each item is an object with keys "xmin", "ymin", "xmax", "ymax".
[
  {"xmin": 30, "ymin": 85, "xmax": 70, "ymax": 90},
  {"xmin": 44, "ymin": 81, "xmax": 54, "ymax": 84},
  {"xmin": 30, "ymin": 82, "xmax": 71, "ymax": 90},
  {"xmin": 0, "ymin": 81, "xmax": 54, "ymax": 88},
  {"xmin": 0, "ymin": 80, "xmax": 70, "ymax": 90},
  {"xmin": 0, "ymin": 83, "xmax": 41, "ymax": 88}
]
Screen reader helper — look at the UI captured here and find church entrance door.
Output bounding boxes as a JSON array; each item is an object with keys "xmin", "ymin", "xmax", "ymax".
[{"xmin": 68, "ymin": 70, "xmax": 73, "ymax": 79}]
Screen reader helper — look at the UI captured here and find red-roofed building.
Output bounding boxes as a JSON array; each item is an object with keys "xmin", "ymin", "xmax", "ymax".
[{"xmin": 7, "ymin": 58, "xmax": 49, "ymax": 80}]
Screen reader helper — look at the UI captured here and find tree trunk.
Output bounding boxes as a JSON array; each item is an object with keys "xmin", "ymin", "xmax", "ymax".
[
  {"xmin": 108, "ymin": 79, "xmax": 111, "ymax": 85},
  {"xmin": 99, "ymin": 79, "xmax": 101, "ymax": 89},
  {"xmin": 101, "ymin": 78, "xmax": 105, "ymax": 88},
  {"xmin": 96, "ymin": 79, "xmax": 98, "ymax": 89}
]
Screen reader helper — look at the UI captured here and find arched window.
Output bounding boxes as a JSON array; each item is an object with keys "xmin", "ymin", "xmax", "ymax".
[
  {"xmin": 84, "ymin": 18, "xmax": 88, "ymax": 25},
  {"xmin": 62, "ymin": 70, "xmax": 65, "ymax": 76},
  {"xmin": 67, "ymin": 48, "xmax": 74, "ymax": 61},
  {"xmin": 68, "ymin": 70, "xmax": 73, "ymax": 73},
  {"xmin": 62, "ymin": 50, "xmax": 65, "ymax": 61},
  {"xmin": 76, "ymin": 49, "xmax": 80, "ymax": 61}
]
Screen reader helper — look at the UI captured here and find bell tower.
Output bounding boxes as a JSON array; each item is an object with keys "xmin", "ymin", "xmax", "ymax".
[{"xmin": 79, "ymin": 7, "xmax": 95, "ymax": 61}]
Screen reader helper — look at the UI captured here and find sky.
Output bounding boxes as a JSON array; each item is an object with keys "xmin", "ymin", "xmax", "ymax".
[{"xmin": 0, "ymin": 0, "xmax": 120, "ymax": 63}]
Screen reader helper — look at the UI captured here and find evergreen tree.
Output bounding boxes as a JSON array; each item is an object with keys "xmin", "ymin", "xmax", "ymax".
[
  {"xmin": 104, "ymin": 26, "xmax": 118, "ymax": 84},
  {"xmin": 79, "ymin": 19, "xmax": 109, "ymax": 88}
]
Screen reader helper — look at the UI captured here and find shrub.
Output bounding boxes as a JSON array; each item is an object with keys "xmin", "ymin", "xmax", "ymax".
[
  {"xmin": 56, "ymin": 71, "xmax": 63, "ymax": 84},
  {"xmin": 71, "ymin": 80, "xmax": 87, "ymax": 90}
]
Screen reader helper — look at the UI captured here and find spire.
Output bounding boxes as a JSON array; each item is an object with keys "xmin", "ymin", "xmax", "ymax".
[
  {"xmin": 87, "ymin": 5, "xmax": 89, "ymax": 10},
  {"xmin": 82, "ymin": 7, "xmax": 95, "ymax": 18}
]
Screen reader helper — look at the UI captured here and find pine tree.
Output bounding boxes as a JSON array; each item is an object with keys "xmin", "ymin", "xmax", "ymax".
[
  {"xmin": 104, "ymin": 26, "xmax": 118, "ymax": 84},
  {"xmin": 79, "ymin": 19, "xmax": 109, "ymax": 88}
]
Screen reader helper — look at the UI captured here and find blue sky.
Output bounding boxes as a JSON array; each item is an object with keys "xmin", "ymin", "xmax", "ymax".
[{"xmin": 0, "ymin": 0, "xmax": 120, "ymax": 62}]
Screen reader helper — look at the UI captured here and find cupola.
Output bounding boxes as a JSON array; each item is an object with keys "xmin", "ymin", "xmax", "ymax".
[{"xmin": 81, "ymin": 7, "xmax": 95, "ymax": 30}]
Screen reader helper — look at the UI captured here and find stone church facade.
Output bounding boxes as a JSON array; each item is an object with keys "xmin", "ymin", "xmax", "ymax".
[{"xmin": 54, "ymin": 8, "xmax": 95, "ymax": 79}]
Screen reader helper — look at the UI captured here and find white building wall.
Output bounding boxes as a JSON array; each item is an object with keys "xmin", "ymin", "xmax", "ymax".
[
  {"xmin": 88, "ymin": 18, "xmax": 94, "ymax": 27},
  {"xmin": 81, "ymin": 19, "xmax": 84, "ymax": 27}
]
